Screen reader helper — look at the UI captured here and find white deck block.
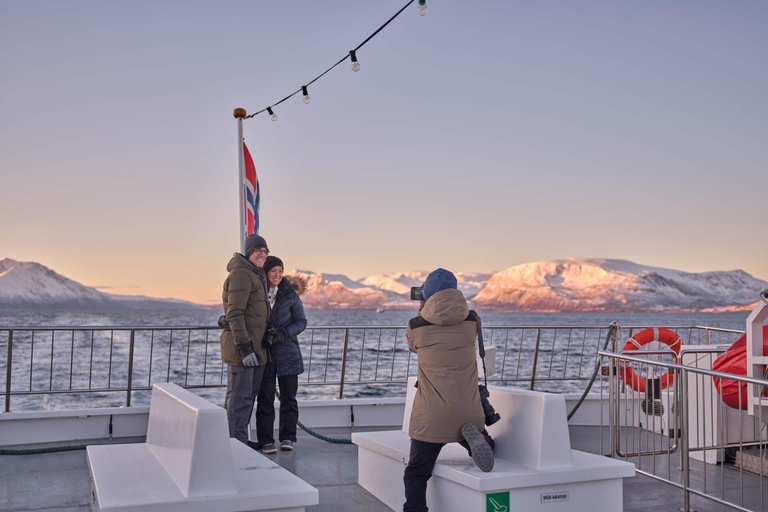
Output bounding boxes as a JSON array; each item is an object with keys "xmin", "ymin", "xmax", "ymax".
[
  {"xmin": 485, "ymin": 386, "xmax": 573, "ymax": 469},
  {"xmin": 87, "ymin": 383, "xmax": 318, "ymax": 512},
  {"xmin": 145, "ymin": 383, "xmax": 236, "ymax": 497},
  {"xmin": 358, "ymin": 377, "xmax": 634, "ymax": 512}
]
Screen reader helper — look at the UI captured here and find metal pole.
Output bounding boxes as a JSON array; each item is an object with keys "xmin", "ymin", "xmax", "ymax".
[
  {"xmin": 338, "ymin": 329, "xmax": 350, "ymax": 399},
  {"xmin": 126, "ymin": 330, "xmax": 135, "ymax": 407},
  {"xmin": 234, "ymin": 108, "xmax": 247, "ymax": 253},
  {"xmin": 529, "ymin": 328, "xmax": 542, "ymax": 390},
  {"xmin": 681, "ymin": 367, "xmax": 691, "ymax": 512},
  {"xmin": 4, "ymin": 330, "xmax": 12, "ymax": 413}
]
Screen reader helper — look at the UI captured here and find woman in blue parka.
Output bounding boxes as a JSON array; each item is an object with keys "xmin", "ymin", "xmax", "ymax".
[{"xmin": 255, "ymin": 256, "xmax": 307, "ymax": 453}]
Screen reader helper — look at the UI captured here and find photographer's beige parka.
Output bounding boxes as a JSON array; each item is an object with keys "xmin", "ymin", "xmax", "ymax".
[
  {"xmin": 220, "ymin": 253, "xmax": 271, "ymax": 367},
  {"xmin": 406, "ymin": 288, "xmax": 485, "ymax": 443}
]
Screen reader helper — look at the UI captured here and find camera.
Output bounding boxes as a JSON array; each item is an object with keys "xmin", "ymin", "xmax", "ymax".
[
  {"xmin": 478, "ymin": 384, "xmax": 501, "ymax": 426},
  {"xmin": 410, "ymin": 287, "xmax": 425, "ymax": 301}
]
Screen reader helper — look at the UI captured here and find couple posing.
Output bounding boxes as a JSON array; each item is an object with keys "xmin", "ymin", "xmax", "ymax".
[{"xmin": 219, "ymin": 234, "xmax": 307, "ymax": 454}]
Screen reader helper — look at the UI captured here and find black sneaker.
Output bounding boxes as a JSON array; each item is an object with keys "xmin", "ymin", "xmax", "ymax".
[{"xmin": 461, "ymin": 423, "xmax": 494, "ymax": 472}]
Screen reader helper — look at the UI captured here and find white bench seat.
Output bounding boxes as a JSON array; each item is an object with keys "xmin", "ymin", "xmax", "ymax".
[
  {"xmin": 353, "ymin": 430, "xmax": 630, "ymax": 491},
  {"xmin": 352, "ymin": 377, "xmax": 634, "ymax": 512},
  {"xmin": 87, "ymin": 383, "xmax": 318, "ymax": 512}
]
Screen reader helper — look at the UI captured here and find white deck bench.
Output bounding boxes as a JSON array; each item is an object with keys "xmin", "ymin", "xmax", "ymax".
[
  {"xmin": 87, "ymin": 383, "xmax": 318, "ymax": 512},
  {"xmin": 352, "ymin": 377, "xmax": 634, "ymax": 512}
]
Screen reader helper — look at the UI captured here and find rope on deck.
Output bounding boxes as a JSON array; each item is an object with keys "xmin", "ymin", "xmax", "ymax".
[
  {"xmin": 276, "ymin": 388, "xmax": 353, "ymax": 444},
  {"xmin": 566, "ymin": 321, "xmax": 619, "ymax": 421},
  {"xmin": 0, "ymin": 444, "xmax": 89, "ymax": 455}
]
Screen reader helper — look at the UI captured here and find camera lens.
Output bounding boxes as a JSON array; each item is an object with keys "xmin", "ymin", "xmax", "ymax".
[{"xmin": 478, "ymin": 385, "xmax": 501, "ymax": 426}]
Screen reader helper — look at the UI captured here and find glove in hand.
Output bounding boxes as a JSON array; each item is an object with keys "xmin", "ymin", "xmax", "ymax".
[
  {"xmin": 237, "ymin": 342, "xmax": 259, "ymax": 367},
  {"xmin": 272, "ymin": 329, "xmax": 287, "ymax": 345},
  {"xmin": 218, "ymin": 315, "xmax": 230, "ymax": 329}
]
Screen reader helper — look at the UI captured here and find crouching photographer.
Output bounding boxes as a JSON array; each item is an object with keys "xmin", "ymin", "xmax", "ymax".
[{"xmin": 403, "ymin": 268, "xmax": 496, "ymax": 512}]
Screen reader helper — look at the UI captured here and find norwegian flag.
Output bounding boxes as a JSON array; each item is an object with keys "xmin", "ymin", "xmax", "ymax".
[{"xmin": 243, "ymin": 142, "xmax": 260, "ymax": 237}]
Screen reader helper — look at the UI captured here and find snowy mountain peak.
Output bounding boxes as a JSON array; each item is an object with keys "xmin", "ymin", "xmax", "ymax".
[
  {"xmin": 473, "ymin": 259, "xmax": 768, "ymax": 312},
  {"xmin": 0, "ymin": 258, "xmax": 201, "ymax": 309}
]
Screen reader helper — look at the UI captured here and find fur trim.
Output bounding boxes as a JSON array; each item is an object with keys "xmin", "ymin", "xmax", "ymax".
[{"xmin": 286, "ymin": 275, "xmax": 307, "ymax": 296}]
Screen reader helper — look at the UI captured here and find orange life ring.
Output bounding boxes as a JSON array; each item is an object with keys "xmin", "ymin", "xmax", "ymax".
[{"xmin": 620, "ymin": 327, "xmax": 683, "ymax": 393}]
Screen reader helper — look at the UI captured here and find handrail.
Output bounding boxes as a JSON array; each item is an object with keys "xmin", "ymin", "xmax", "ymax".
[{"xmin": 1, "ymin": 324, "xmax": 747, "ymax": 412}]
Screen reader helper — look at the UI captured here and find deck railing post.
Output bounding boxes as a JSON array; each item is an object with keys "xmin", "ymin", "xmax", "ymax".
[
  {"xmin": 4, "ymin": 330, "xmax": 12, "ymax": 413},
  {"xmin": 529, "ymin": 328, "xmax": 542, "ymax": 390},
  {"xmin": 681, "ymin": 366, "xmax": 691, "ymax": 511},
  {"xmin": 338, "ymin": 329, "xmax": 350, "ymax": 399},
  {"xmin": 126, "ymin": 330, "xmax": 135, "ymax": 407}
]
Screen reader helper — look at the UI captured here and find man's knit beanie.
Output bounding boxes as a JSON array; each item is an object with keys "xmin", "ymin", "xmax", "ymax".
[
  {"xmin": 243, "ymin": 234, "xmax": 268, "ymax": 258},
  {"xmin": 423, "ymin": 268, "xmax": 458, "ymax": 300}
]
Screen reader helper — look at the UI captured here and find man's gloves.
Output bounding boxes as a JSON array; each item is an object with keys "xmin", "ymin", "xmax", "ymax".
[
  {"xmin": 218, "ymin": 315, "xmax": 230, "ymax": 329},
  {"xmin": 237, "ymin": 342, "xmax": 259, "ymax": 367}
]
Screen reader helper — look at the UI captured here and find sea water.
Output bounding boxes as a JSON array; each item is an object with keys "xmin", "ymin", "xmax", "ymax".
[{"xmin": 0, "ymin": 308, "xmax": 752, "ymax": 411}]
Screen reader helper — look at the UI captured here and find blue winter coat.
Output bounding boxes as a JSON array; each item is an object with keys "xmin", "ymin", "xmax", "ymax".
[{"xmin": 266, "ymin": 277, "xmax": 307, "ymax": 377}]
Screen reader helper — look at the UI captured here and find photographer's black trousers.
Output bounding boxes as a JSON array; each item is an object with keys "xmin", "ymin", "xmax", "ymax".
[
  {"xmin": 255, "ymin": 374, "xmax": 299, "ymax": 445},
  {"xmin": 403, "ymin": 438, "xmax": 473, "ymax": 512}
]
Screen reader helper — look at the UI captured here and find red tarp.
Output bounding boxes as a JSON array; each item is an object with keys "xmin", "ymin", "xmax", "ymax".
[{"xmin": 712, "ymin": 325, "xmax": 768, "ymax": 410}]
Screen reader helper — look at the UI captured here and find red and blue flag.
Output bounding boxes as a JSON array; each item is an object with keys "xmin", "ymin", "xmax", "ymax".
[{"xmin": 243, "ymin": 142, "xmax": 260, "ymax": 237}]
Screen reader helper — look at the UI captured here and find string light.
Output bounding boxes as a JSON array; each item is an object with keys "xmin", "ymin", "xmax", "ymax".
[
  {"xmin": 245, "ymin": 0, "xmax": 418, "ymax": 120},
  {"xmin": 349, "ymin": 50, "xmax": 360, "ymax": 72}
]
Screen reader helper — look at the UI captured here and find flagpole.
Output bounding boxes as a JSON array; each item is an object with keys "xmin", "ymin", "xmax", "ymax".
[{"xmin": 234, "ymin": 108, "xmax": 247, "ymax": 253}]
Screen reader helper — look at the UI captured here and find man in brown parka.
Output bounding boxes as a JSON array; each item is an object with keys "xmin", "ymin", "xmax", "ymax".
[
  {"xmin": 403, "ymin": 268, "xmax": 494, "ymax": 512},
  {"xmin": 221, "ymin": 234, "xmax": 271, "ymax": 445}
]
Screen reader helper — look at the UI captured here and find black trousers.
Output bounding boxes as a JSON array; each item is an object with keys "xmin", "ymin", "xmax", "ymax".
[
  {"xmin": 256, "ymin": 373, "xmax": 299, "ymax": 445},
  {"xmin": 403, "ymin": 435, "xmax": 489, "ymax": 512}
]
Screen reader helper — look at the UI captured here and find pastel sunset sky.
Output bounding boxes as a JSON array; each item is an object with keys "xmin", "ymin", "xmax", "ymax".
[{"xmin": 1, "ymin": 1, "xmax": 766, "ymax": 304}]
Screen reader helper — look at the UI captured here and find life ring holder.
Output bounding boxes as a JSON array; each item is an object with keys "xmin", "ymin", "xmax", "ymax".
[{"xmin": 620, "ymin": 327, "xmax": 684, "ymax": 393}]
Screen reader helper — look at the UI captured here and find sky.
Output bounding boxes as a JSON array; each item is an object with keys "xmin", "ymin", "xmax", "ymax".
[{"xmin": 1, "ymin": 0, "xmax": 766, "ymax": 304}]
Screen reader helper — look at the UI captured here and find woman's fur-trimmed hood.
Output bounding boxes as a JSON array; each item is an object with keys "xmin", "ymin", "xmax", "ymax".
[{"xmin": 285, "ymin": 275, "xmax": 307, "ymax": 296}]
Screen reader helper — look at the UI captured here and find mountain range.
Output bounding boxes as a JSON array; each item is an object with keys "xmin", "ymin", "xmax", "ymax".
[
  {"xmin": 1, "ymin": 257, "xmax": 766, "ymax": 313},
  {"xmin": 0, "ymin": 258, "xmax": 201, "ymax": 310}
]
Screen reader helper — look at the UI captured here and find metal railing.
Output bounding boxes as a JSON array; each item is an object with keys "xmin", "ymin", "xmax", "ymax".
[
  {"xmin": 0, "ymin": 324, "xmax": 744, "ymax": 412},
  {"xmin": 602, "ymin": 350, "xmax": 768, "ymax": 512}
]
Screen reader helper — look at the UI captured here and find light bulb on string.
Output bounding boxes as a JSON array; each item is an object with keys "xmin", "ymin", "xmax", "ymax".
[
  {"xmin": 349, "ymin": 50, "xmax": 360, "ymax": 72},
  {"xmin": 302, "ymin": 86, "xmax": 311, "ymax": 104},
  {"xmin": 417, "ymin": 0, "xmax": 427, "ymax": 16},
  {"xmin": 267, "ymin": 107, "xmax": 277, "ymax": 122}
]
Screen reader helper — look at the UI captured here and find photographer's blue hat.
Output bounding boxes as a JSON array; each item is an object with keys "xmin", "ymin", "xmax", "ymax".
[{"xmin": 423, "ymin": 268, "xmax": 458, "ymax": 300}]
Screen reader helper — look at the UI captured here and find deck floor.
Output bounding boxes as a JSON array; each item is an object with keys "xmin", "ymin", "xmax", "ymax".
[{"xmin": 1, "ymin": 425, "xmax": 763, "ymax": 511}]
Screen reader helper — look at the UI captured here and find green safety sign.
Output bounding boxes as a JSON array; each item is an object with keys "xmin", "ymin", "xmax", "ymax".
[{"xmin": 486, "ymin": 491, "xmax": 510, "ymax": 512}]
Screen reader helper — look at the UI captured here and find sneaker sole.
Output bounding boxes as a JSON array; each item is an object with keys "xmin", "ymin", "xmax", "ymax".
[
  {"xmin": 461, "ymin": 423, "xmax": 494, "ymax": 472},
  {"xmin": 280, "ymin": 445, "xmax": 294, "ymax": 451},
  {"xmin": 261, "ymin": 447, "xmax": 278, "ymax": 454}
]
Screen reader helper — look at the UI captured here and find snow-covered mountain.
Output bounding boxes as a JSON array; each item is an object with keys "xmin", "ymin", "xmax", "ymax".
[
  {"xmin": 288, "ymin": 270, "xmax": 413, "ymax": 310},
  {"xmin": 359, "ymin": 271, "xmax": 495, "ymax": 298},
  {"xmin": 472, "ymin": 258, "xmax": 768, "ymax": 312},
  {"xmin": 3, "ymin": 257, "xmax": 765, "ymax": 312},
  {"xmin": 0, "ymin": 258, "xmax": 202, "ymax": 309}
]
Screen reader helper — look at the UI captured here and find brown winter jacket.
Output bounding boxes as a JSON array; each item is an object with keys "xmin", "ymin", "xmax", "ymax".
[
  {"xmin": 220, "ymin": 253, "xmax": 271, "ymax": 367},
  {"xmin": 406, "ymin": 288, "xmax": 485, "ymax": 443}
]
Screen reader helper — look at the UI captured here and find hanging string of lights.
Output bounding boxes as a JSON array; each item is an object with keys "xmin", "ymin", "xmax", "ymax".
[{"xmin": 245, "ymin": 0, "xmax": 426, "ymax": 121}]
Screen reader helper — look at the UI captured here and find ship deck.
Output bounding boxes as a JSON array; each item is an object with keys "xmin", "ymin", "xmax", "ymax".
[{"xmin": 2, "ymin": 425, "xmax": 760, "ymax": 512}]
